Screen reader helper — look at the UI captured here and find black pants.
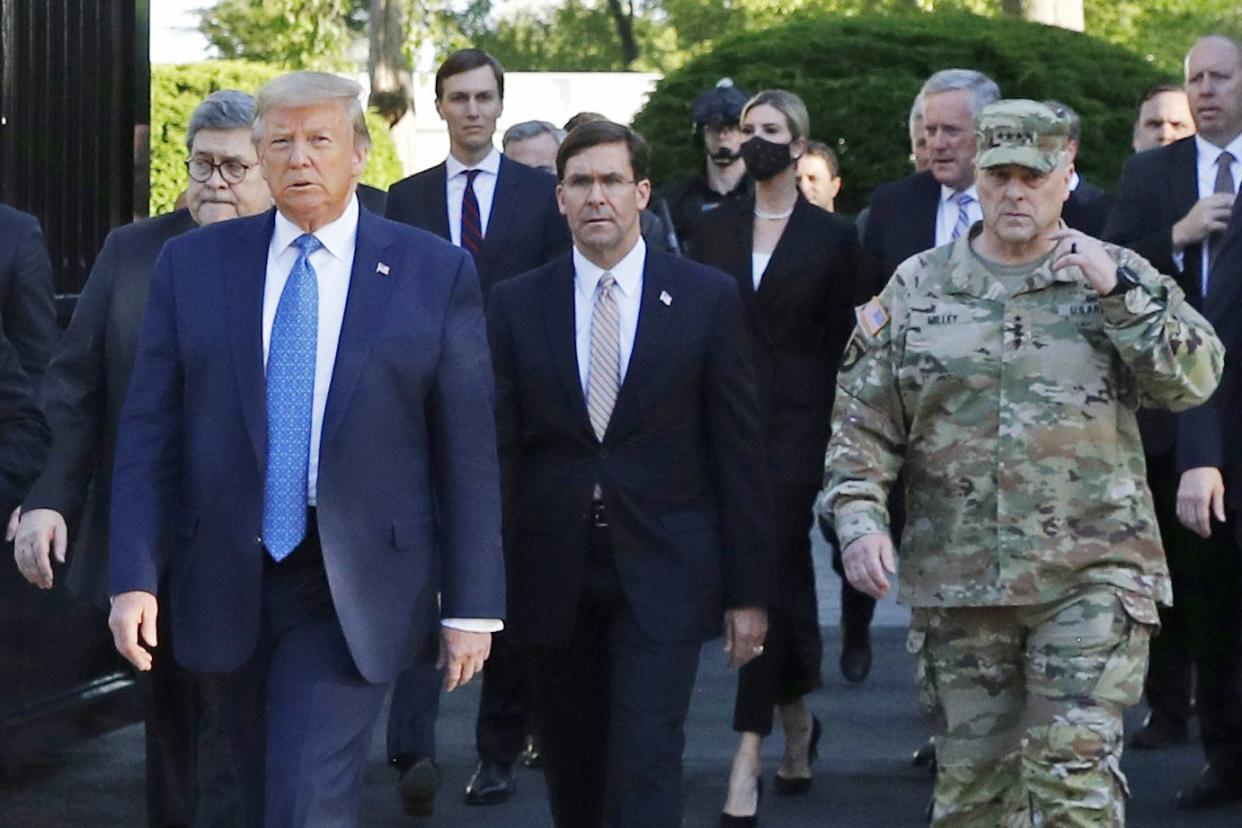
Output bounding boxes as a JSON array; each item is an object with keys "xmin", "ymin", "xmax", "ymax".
[
  {"xmin": 530, "ymin": 517, "xmax": 701, "ymax": 828},
  {"xmin": 732, "ymin": 484, "xmax": 823, "ymax": 735},
  {"xmin": 198, "ymin": 516, "xmax": 389, "ymax": 828}
]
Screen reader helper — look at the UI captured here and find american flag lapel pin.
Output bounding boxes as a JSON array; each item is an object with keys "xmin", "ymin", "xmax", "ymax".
[
  {"xmin": 376, "ymin": 261, "xmax": 391, "ymax": 276},
  {"xmin": 659, "ymin": 290, "xmax": 672, "ymax": 306}
]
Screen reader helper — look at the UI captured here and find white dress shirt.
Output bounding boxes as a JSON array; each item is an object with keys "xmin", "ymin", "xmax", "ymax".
[
  {"xmin": 574, "ymin": 238, "xmax": 646, "ymax": 393},
  {"xmin": 934, "ymin": 184, "xmax": 982, "ymax": 247},
  {"xmin": 445, "ymin": 147, "xmax": 501, "ymax": 247},
  {"xmin": 751, "ymin": 252, "xmax": 773, "ymax": 290},
  {"xmin": 1184, "ymin": 133, "xmax": 1242, "ymax": 294},
  {"xmin": 263, "ymin": 195, "xmax": 500, "ymax": 633}
]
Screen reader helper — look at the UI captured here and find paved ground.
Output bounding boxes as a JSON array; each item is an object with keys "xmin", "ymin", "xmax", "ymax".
[{"xmin": 2, "ymin": 538, "xmax": 1240, "ymax": 826}]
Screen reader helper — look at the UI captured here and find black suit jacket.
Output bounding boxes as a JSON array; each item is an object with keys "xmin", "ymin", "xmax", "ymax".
[
  {"xmin": 0, "ymin": 203, "xmax": 58, "ymax": 386},
  {"xmin": 357, "ymin": 183, "xmax": 388, "ymax": 215},
  {"xmin": 488, "ymin": 248, "xmax": 773, "ymax": 647},
  {"xmin": 23, "ymin": 209, "xmax": 198, "ymax": 607},
  {"xmin": 0, "ymin": 319, "xmax": 49, "ymax": 516},
  {"xmin": 860, "ymin": 170, "xmax": 941, "ymax": 301},
  {"xmin": 1063, "ymin": 176, "xmax": 1112, "ymax": 239},
  {"xmin": 1178, "ymin": 201, "xmax": 1242, "ymax": 506},
  {"xmin": 688, "ymin": 196, "xmax": 858, "ymax": 486},
  {"xmin": 1104, "ymin": 137, "xmax": 1201, "ymax": 458},
  {"xmin": 385, "ymin": 154, "xmax": 570, "ymax": 298}
]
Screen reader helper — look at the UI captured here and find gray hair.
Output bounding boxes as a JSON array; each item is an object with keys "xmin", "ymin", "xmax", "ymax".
[
  {"xmin": 502, "ymin": 120, "xmax": 565, "ymax": 151},
  {"xmin": 908, "ymin": 91, "xmax": 924, "ymax": 143},
  {"xmin": 186, "ymin": 90, "xmax": 257, "ymax": 152},
  {"xmin": 920, "ymin": 69, "xmax": 1001, "ymax": 118},
  {"xmin": 1043, "ymin": 99, "xmax": 1082, "ymax": 143},
  {"xmin": 741, "ymin": 89, "xmax": 811, "ymax": 142},
  {"xmin": 254, "ymin": 71, "xmax": 370, "ymax": 148}
]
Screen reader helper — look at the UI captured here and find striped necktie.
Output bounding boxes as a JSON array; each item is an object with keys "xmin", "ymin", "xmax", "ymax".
[
  {"xmin": 461, "ymin": 169, "xmax": 485, "ymax": 256},
  {"xmin": 950, "ymin": 190, "xmax": 975, "ymax": 241},
  {"xmin": 587, "ymin": 272, "xmax": 620, "ymax": 442}
]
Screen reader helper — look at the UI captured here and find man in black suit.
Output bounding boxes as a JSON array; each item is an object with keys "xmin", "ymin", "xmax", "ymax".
[
  {"xmin": 0, "ymin": 328, "xmax": 48, "ymax": 528},
  {"xmin": 11, "ymin": 90, "xmax": 271, "ymax": 827},
  {"xmin": 383, "ymin": 48, "xmax": 570, "ymax": 811},
  {"xmin": 0, "ymin": 203, "xmax": 57, "ymax": 388},
  {"xmin": 1045, "ymin": 100, "xmax": 1112, "ymax": 237},
  {"xmin": 1104, "ymin": 34, "xmax": 1242, "ymax": 809},
  {"xmin": 488, "ymin": 119, "xmax": 771, "ymax": 828}
]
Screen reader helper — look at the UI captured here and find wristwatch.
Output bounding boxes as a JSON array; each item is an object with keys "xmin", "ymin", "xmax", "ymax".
[{"xmin": 1106, "ymin": 265, "xmax": 1141, "ymax": 297}]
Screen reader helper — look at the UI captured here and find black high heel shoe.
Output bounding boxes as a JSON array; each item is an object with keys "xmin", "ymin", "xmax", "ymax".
[
  {"xmin": 719, "ymin": 777, "xmax": 764, "ymax": 827},
  {"xmin": 774, "ymin": 715, "xmax": 821, "ymax": 796}
]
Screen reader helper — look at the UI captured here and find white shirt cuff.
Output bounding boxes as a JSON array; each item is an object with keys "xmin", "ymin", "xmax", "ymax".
[
  {"xmin": 1172, "ymin": 249, "xmax": 1185, "ymax": 272},
  {"xmin": 441, "ymin": 617, "xmax": 504, "ymax": 633}
]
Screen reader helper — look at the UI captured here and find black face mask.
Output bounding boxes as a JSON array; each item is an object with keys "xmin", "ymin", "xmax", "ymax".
[{"xmin": 740, "ymin": 136, "xmax": 795, "ymax": 181}]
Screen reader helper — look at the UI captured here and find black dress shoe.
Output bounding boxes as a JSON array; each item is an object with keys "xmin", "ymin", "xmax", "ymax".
[
  {"xmin": 774, "ymin": 716, "xmax": 821, "ymax": 795},
  {"xmin": 720, "ymin": 777, "xmax": 763, "ymax": 826},
  {"xmin": 464, "ymin": 760, "xmax": 516, "ymax": 806},
  {"xmin": 397, "ymin": 757, "xmax": 439, "ymax": 817},
  {"xmin": 912, "ymin": 737, "xmax": 937, "ymax": 775},
  {"xmin": 840, "ymin": 634, "xmax": 872, "ymax": 683},
  {"xmin": 1176, "ymin": 762, "xmax": 1242, "ymax": 810},
  {"xmin": 1129, "ymin": 710, "xmax": 1190, "ymax": 750}
]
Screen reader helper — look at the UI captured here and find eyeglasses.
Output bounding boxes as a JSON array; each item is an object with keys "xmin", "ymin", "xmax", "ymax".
[
  {"xmin": 562, "ymin": 173, "xmax": 637, "ymax": 197},
  {"xmin": 186, "ymin": 158, "xmax": 255, "ymax": 184}
]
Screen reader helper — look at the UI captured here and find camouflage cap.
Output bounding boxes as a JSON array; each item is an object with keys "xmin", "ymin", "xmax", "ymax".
[{"xmin": 975, "ymin": 99, "xmax": 1070, "ymax": 173}]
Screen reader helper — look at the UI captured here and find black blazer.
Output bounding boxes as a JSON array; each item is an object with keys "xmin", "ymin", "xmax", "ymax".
[
  {"xmin": 0, "ymin": 203, "xmax": 58, "ymax": 386},
  {"xmin": 1063, "ymin": 176, "xmax": 1112, "ymax": 239},
  {"xmin": 1103, "ymin": 137, "xmax": 1201, "ymax": 458},
  {"xmin": 357, "ymin": 183, "xmax": 388, "ymax": 215},
  {"xmin": 688, "ymin": 196, "xmax": 858, "ymax": 486},
  {"xmin": 385, "ymin": 154, "xmax": 570, "ymax": 298},
  {"xmin": 23, "ymin": 208, "xmax": 198, "ymax": 607},
  {"xmin": 0, "ymin": 321, "xmax": 49, "ymax": 516},
  {"xmin": 488, "ymin": 249, "xmax": 773, "ymax": 646},
  {"xmin": 861, "ymin": 170, "xmax": 940, "ymax": 294},
  {"xmin": 1178, "ymin": 201, "xmax": 1242, "ymax": 506}
]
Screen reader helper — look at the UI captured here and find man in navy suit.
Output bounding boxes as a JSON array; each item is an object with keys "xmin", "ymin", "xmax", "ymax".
[
  {"xmin": 1105, "ymin": 36, "xmax": 1242, "ymax": 808},
  {"xmin": 0, "ymin": 202, "xmax": 57, "ymax": 387},
  {"xmin": 384, "ymin": 48, "xmax": 569, "ymax": 810},
  {"xmin": 488, "ymin": 119, "xmax": 771, "ymax": 828},
  {"xmin": 107, "ymin": 71, "xmax": 504, "ymax": 827}
]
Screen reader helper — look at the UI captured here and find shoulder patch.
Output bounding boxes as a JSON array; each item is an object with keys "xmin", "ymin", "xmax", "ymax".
[{"xmin": 856, "ymin": 297, "xmax": 890, "ymax": 337}]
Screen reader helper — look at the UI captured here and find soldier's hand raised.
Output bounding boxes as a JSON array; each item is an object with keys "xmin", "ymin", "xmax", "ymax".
[
  {"xmin": 1048, "ymin": 229, "xmax": 1118, "ymax": 295},
  {"xmin": 842, "ymin": 533, "xmax": 896, "ymax": 599}
]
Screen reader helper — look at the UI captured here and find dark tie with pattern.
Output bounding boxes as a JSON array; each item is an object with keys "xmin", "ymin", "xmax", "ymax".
[
  {"xmin": 1207, "ymin": 151, "xmax": 1236, "ymax": 286},
  {"xmin": 461, "ymin": 169, "xmax": 484, "ymax": 256}
]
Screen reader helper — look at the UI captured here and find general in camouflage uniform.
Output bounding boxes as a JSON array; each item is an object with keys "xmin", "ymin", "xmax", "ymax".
[{"xmin": 819, "ymin": 100, "xmax": 1224, "ymax": 826}]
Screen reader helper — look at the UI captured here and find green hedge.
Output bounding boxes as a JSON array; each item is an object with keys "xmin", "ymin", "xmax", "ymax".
[
  {"xmin": 151, "ymin": 61, "xmax": 403, "ymax": 216},
  {"xmin": 633, "ymin": 12, "xmax": 1171, "ymax": 214}
]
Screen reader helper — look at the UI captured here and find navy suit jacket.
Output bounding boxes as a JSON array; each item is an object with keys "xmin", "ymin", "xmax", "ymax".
[
  {"xmin": 385, "ymin": 154, "xmax": 570, "ymax": 298},
  {"xmin": 0, "ymin": 203, "xmax": 58, "ymax": 386},
  {"xmin": 109, "ymin": 204, "xmax": 505, "ymax": 683},
  {"xmin": 25, "ymin": 209, "xmax": 198, "ymax": 608},
  {"xmin": 860, "ymin": 170, "xmax": 940, "ymax": 297},
  {"xmin": 488, "ymin": 248, "xmax": 773, "ymax": 647}
]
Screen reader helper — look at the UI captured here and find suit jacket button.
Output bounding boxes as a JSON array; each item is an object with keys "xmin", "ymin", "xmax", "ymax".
[{"xmin": 255, "ymin": 536, "xmax": 263, "ymax": 546}]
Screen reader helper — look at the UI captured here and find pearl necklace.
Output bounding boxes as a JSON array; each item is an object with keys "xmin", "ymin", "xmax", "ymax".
[{"xmin": 753, "ymin": 206, "xmax": 794, "ymax": 220}]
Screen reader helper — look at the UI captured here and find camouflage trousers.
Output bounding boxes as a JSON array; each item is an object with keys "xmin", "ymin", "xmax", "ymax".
[{"xmin": 908, "ymin": 586, "xmax": 1159, "ymax": 827}]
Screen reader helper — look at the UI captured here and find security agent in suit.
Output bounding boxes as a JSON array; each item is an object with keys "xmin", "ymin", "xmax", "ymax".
[
  {"xmin": 488, "ymin": 120, "xmax": 772, "ymax": 828},
  {"xmin": 0, "ymin": 322, "xmax": 48, "ymax": 529},
  {"xmin": 11, "ymin": 90, "xmax": 271, "ymax": 827},
  {"xmin": 0, "ymin": 202, "xmax": 57, "ymax": 388},
  {"xmin": 384, "ymin": 49, "xmax": 569, "ymax": 810},
  {"xmin": 1103, "ymin": 36, "xmax": 1242, "ymax": 807},
  {"xmin": 107, "ymin": 72, "xmax": 504, "ymax": 828},
  {"xmin": 1044, "ymin": 100, "xmax": 1112, "ymax": 238}
]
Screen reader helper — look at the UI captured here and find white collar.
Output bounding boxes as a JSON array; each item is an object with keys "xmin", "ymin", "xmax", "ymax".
[
  {"xmin": 1069, "ymin": 171, "xmax": 1081, "ymax": 192},
  {"xmin": 446, "ymin": 147, "xmax": 501, "ymax": 179},
  {"xmin": 1195, "ymin": 132, "xmax": 1242, "ymax": 168},
  {"xmin": 272, "ymin": 194, "xmax": 359, "ymax": 262},
  {"xmin": 573, "ymin": 237, "xmax": 646, "ymax": 301},
  {"xmin": 940, "ymin": 183, "xmax": 979, "ymax": 205}
]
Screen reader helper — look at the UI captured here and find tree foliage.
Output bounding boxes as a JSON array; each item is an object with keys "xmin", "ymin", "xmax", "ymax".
[
  {"xmin": 150, "ymin": 61, "xmax": 403, "ymax": 216},
  {"xmin": 633, "ymin": 12, "xmax": 1168, "ymax": 212},
  {"xmin": 197, "ymin": 0, "xmax": 366, "ymax": 69}
]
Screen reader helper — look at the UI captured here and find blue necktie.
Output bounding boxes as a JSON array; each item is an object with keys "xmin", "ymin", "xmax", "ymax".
[
  {"xmin": 263, "ymin": 233, "xmax": 321, "ymax": 561},
  {"xmin": 461, "ymin": 169, "xmax": 485, "ymax": 256},
  {"xmin": 950, "ymin": 191, "xmax": 975, "ymax": 241}
]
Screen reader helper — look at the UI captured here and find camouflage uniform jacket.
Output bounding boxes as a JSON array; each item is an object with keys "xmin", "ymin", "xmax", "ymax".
[{"xmin": 821, "ymin": 225, "xmax": 1223, "ymax": 607}]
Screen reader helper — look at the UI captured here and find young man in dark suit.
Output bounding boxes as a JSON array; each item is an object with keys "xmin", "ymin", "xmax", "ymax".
[
  {"xmin": 383, "ymin": 48, "xmax": 570, "ymax": 811},
  {"xmin": 106, "ymin": 72, "xmax": 504, "ymax": 827},
  {"xmin": 488, "ymin": 119, "xmax": 772, "ymax": 828},
  {"xmin": 10, "ymin": 91, "xmax": 272, "ymax": 827},
  {"xmin": 1105, "ymin": 35, "xmax": 1242, "ymax": 809}
]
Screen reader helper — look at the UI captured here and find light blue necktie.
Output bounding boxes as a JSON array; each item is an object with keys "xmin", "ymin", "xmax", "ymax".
[
  {"xmin": 950, "ymin": 191, "xmax": 975, "ymax": 241},
  {"xmin": 262, "ymin": 233, "xmax": 321, "ymax": 561}
]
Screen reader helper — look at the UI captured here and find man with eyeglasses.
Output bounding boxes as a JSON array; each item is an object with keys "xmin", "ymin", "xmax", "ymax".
[
  {"xmin": 10, "ymin": 89, "xmax": 269, "ymax": 828},
  {"xmin": 487, "ymin": 120, "xmax": 771, "ymax": 828}
]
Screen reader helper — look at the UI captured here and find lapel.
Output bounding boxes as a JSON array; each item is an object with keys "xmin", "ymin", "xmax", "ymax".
[
  {"xmin": 226, "ymin": 209, "xmax": 278, "ymax": 470},
  {"xmin": 475, "ymin": 155, "xmax": 520, "ymax": 292},
  {"xmin": 420, "ymin": 163, "xmax": 451, "ymax": 239},
  {"xmin": 1206, "ymin": 201, "xmax": 1242, "ymax": 316},
  {"xmin": 319, "ymin": 207, "xmax": 400, "ymax": 446},
  {"xmin": 757, "ymin": 195, "xmax": 813, "ymax": 299},
  {"xmin": 540, "ymin": 257, "xmax": 591, "ymax": 433},
  {"xmin": 1170, "ymin": 139, "xmax": 1205, "ymax": 293},
  {"xmin": 605, "ymin": 250, "xmax": 675, "ymax": 442},
  {"xmin": 911, "ymin": 171, "xmax": 940, "ymax": 253}
]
